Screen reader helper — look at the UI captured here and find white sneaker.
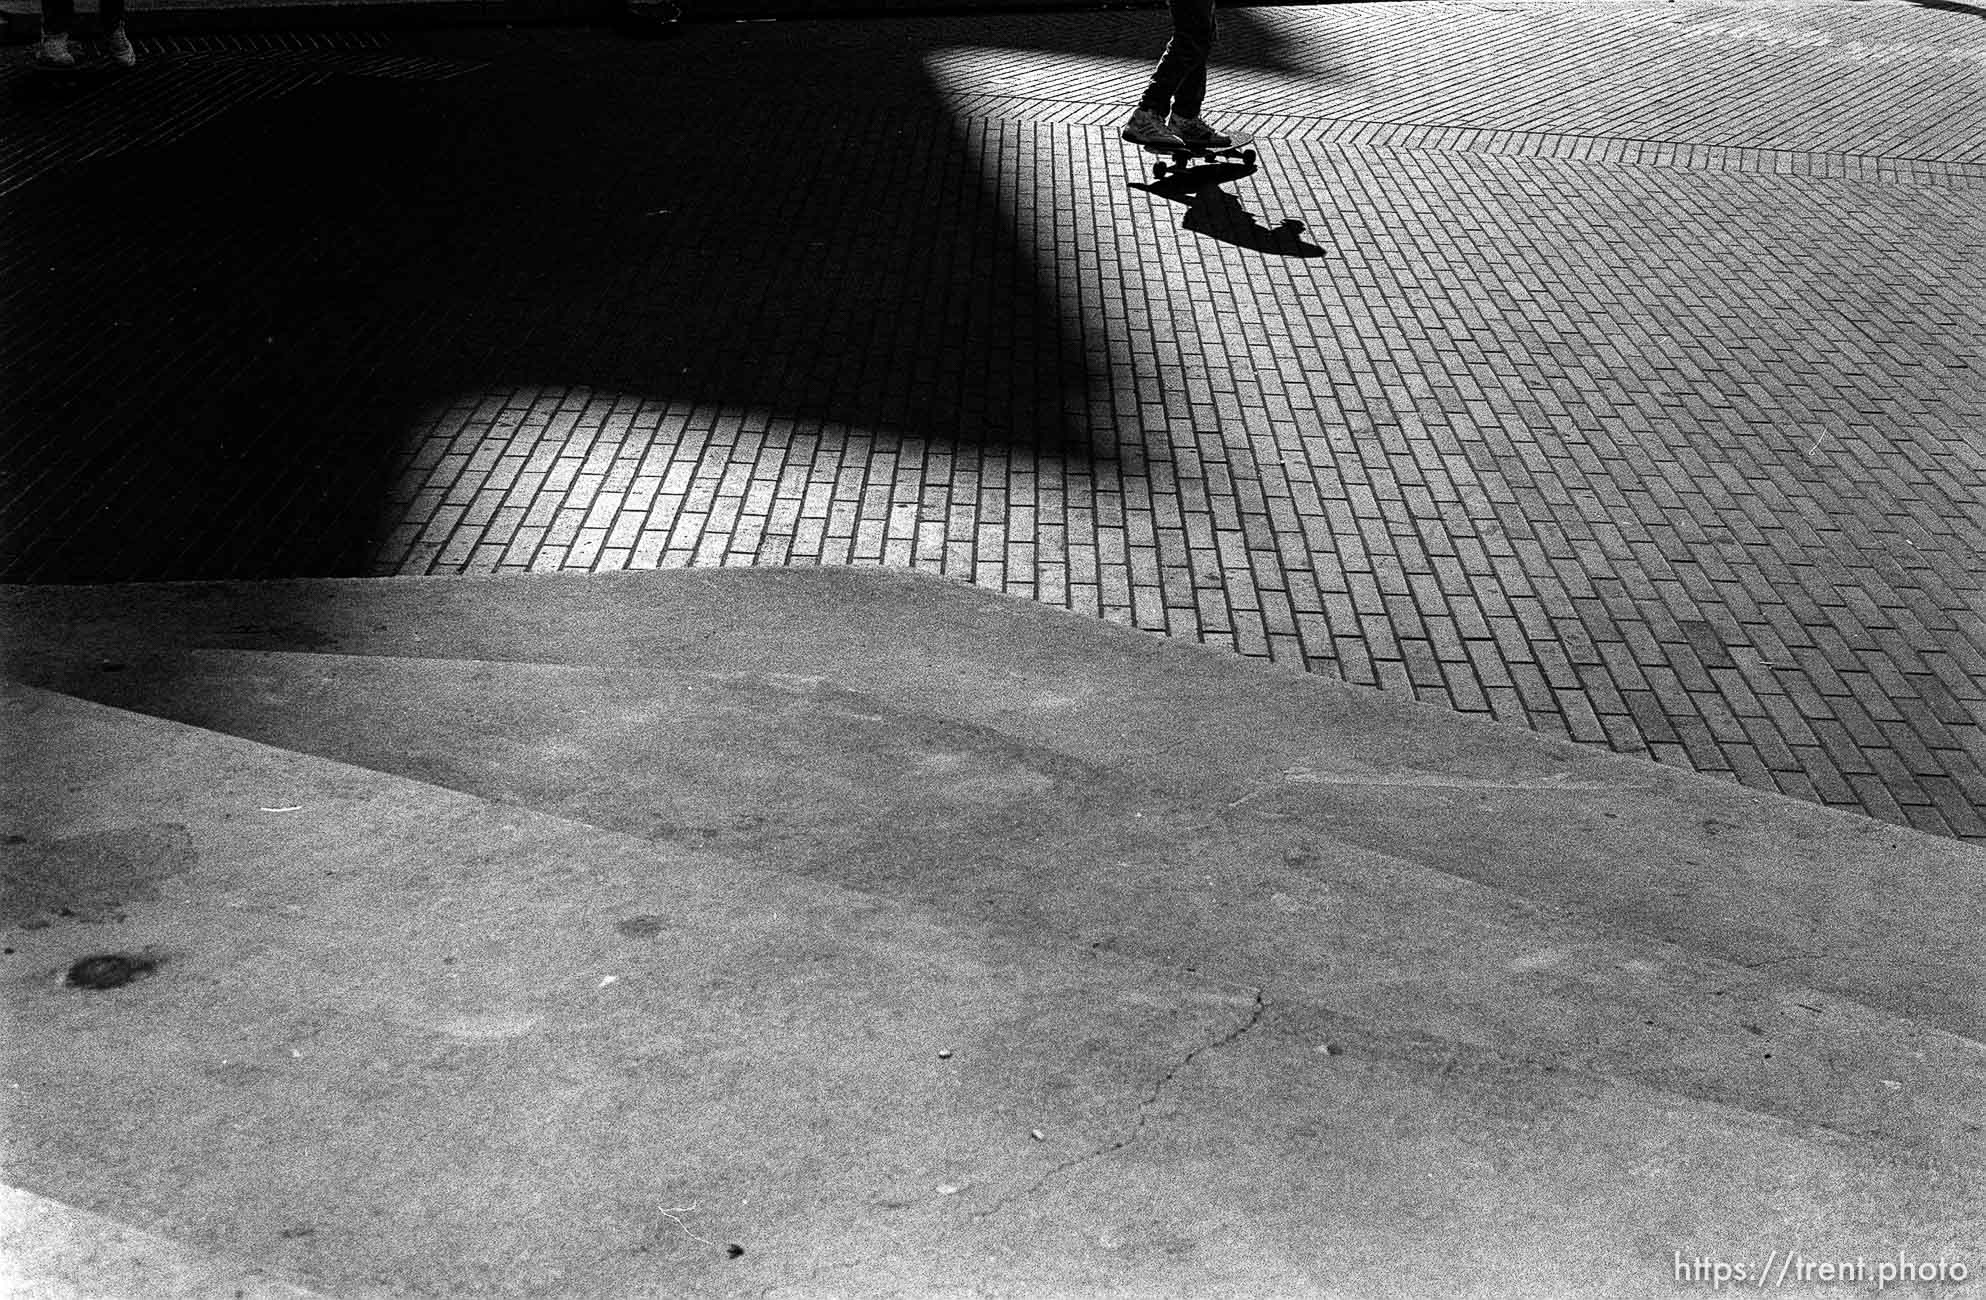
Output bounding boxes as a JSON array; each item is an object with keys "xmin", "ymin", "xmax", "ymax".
[
  {"xmin": 105, "ymin": 24, "xmax": 136, "ymax": 67},
  {"xmin": 1169, "ymin": 115, "xmax": 1233, "ymax": 148},
  {"xmin": 36, "ymin": 31, "xmax": 76, "ymax": 68},
  {"xmin": 1121, "ymin": 108, "xmax": 1185, "ymax": 148}
]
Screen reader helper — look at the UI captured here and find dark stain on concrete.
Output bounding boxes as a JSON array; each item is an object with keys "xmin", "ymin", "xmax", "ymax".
[
  {"xmin": 616, "ymin": 915, "xmax": 667, "ymax": 939},
  {"xmin": 65, "ymin": 952, "xmax": 159, "ymax": 989},
  {"xmin": 0, "ymin": 823, "xmax": 196, "ymax": 928}
]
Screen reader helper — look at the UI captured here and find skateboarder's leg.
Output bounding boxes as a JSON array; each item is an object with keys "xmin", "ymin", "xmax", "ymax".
[
  {"xmin": 1126, "ymin": 0, "xmax": 1225, "ymax": 147},
  {"xmin": 1170, "ymin": 63, "xmax": 1208, "ymax": 122},
  {"xmin": 1123, "ymin": 39, "xmax": 1188, "ymax": 148},
  {"xmin": 101, "ymin": 0, "xmax": 135, "ymax": 66},
  {"xmin": 36, "ymin": 0, "xmax": 76, "ymax": 65},
  {"xmin": 1162, "ymin": 0, "xmax": 1233, "ymax": 146},
  {"xmin": 1138, "ymin": 0, "xmax": 1215, "ymax": 117}
]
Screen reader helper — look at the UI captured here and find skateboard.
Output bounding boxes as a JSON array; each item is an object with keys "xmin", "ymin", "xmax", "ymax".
[{"xmin": 1143, "ymin": 131, "xmax": 1256, "ymax": 179}]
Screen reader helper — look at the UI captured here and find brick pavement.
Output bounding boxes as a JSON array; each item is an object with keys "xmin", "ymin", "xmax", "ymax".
[{"xmin": 2, "ymin": 4, "xmax": 1982, "ymax": 838}]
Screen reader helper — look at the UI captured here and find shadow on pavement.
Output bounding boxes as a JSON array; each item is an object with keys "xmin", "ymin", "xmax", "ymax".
[
  {"xmin": 1906, "ymin": 0, "xmax": 1986, "ymax": 16},
  {"xmin": 1, "ymin": 32, "xmax": 1066, "ymax": 579},
  {"xmin": 1133, "ymin": 162, "xmax": 1326, "ymax": 257},
  {"xmin": 0, "ymin": 14, "xmax": 1341, "ymax": 582}
]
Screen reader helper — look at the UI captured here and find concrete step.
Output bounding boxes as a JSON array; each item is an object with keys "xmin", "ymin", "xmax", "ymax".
[
  {"xmin": 4, "ymin": 683, "xmax": 1979, "ymax": 1297},
  {"xmin": 7, "ymin": 568, "xmax": 1983, "ymax": 1039},
  {"xmin": 27, "ymin": 644, "xmax": 1986, "ymax": 1164}
]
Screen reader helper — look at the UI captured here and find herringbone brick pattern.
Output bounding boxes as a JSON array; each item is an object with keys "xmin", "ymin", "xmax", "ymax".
[{"xmin": 3, "ymin": 6, "xmax": 1982, "ymax": 838}]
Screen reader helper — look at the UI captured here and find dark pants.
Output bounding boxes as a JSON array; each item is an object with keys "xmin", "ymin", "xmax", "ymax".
[
  {"xmin": 41, "ymin": 0, "xmax": 124, "ymax": 35},
  {"xmin": 1138, "ymin": 0, "xmax": 1217, "ymax": 119}
]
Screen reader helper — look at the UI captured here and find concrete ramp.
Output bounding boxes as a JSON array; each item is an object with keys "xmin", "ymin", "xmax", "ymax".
[{"xmin": 3, "ymin": 569, "xmax": 1982, "ymax": 1297}]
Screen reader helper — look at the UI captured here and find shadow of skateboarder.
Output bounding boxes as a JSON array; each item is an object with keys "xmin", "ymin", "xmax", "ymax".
[{"xmin": 1133, "ymin": 161, "xmax": 1325, "ymax": 258}]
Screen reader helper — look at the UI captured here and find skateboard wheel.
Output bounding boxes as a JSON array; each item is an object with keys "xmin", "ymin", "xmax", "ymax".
[
  {"xmin": 1154, "ymin": 162, "xmax": 1168, "ymax": 179},
  {"xmin": 1243, "ymin": 149, "xmax": 1257, "ymax": 166}
]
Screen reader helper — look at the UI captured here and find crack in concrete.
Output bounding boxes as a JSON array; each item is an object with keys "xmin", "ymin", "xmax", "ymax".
[
  {"xmin": 972, "ymin": 988, "xmax": 1270, "ymax": 1222},
  {"xmin": 1739, "ymin": 952, "xmax": 1945, "ymax": 972}
]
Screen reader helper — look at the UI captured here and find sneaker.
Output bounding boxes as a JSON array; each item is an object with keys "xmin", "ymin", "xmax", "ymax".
[
  {"xmin": 105, "ymin": 23, "xmax": 136, "ymax": 67},
  {"xmin": 1169, "ymin": 115, "xmax": 1233, "ymax": 148},
  {"xmin": 35, "ymin": 31, "xmax": 75, "ymax": 68},
  {"xmin": 1121, "ymin": 108, "xmax": 1185, "ymax": 148}
]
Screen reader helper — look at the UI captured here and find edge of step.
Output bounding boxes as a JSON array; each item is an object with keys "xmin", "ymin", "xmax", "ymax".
[{"xmin": 6, "ymin": 567, "xmax": 1981, "ymax": 1041}]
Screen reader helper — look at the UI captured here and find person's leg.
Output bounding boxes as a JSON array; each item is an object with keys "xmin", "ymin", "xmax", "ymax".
[
  {"xmin": 37, "ymin": 0, "xmax": 77, "ymax": 63},
  {"xmin": 1170, "ymin": 63, "xmax": 1207, "ymax": 120},
  {"xmin": 103, "ymin": 0, "xmax": 135, "ymax": 66},
  {"xmin": 100, "ymin": 0, "xmax": 135, "ymax": 66},
  {"xmin": 1168, "ymin": 3, "xmax": 1215, "ymax": 119},
  {"xmin": 1140, "ymin": 0, "xmax": 1215, "ymax": 115}
]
